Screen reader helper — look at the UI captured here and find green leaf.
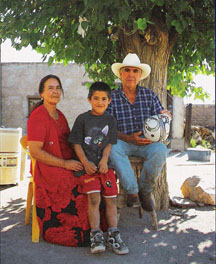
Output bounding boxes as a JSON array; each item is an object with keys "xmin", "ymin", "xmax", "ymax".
[
  {"xmin": 156, "ymin": 0, "xmax": 164, "ymax": 6},
  {"xmin": 81, "ymin": 21, "xmax": 88, "ymax": 31},
  {"xmin": 47, "ymin": 6, "xmax": 55, "ymax": 15},
  {"xmin": 171, "ymin": 20, "xmax": 183, "ymax": 33},
  {"xmin": 48, "ymin": 56, "xmax": 53, "ymax": 66},
  {"xmin": 119, "ymin": 7, "xmax": 131, "ymax": 22},
  {"xmin": 151, "ymin": 0, "xmax": 164, "ymax": 6},
  {"xmin": 165, "ymin": 14, "xmax": 172, "ymax": 29},
  {"xmin": 189, "ymin": 5, "xmax": 195, "ymax": 16},
  {"xmin": 136, "ymin": 18, "xmax": 147, "ymax": 31}
]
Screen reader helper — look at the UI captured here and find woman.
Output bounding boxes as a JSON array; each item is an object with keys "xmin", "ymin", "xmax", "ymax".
[{"xmin": 27, "ymin": 75, "xmax": 106, "ymax": 247}]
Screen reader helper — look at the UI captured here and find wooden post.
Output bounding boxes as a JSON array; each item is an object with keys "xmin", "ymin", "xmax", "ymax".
[{"xmin": 185, "ymin": 103, "xmax": 192, "ymax": 148}]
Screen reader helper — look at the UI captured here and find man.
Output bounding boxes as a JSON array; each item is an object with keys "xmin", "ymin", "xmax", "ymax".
[{"xmin": 106, "ymin": 53, "xmax": 171, "ymax": 212}]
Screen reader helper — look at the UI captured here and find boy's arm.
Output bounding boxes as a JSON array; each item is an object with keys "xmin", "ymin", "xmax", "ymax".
[
  {"xmin": 73, "ymin": 144, "xmax": 97, "ymax": 175},
  {"xmin": 98, "ymin": 143, "xmax": 112, "ymax": 174}
]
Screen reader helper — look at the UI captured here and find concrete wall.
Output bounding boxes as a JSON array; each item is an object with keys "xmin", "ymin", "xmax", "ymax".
[
  {"xmin": 2, "ymin": 63, "xmax": 91, "ymax": 134},
  {"xmin": 190, "ymin": 104, "xmax": 215, "ymax": 129}
]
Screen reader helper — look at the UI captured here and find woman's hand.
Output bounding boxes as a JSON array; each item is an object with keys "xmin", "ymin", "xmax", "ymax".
[
  {"xmin": 73, "ymin": 144, "xmax": 97, "ymax": 175},
  {"xmin": 64, "ymin": 160, "xmax": 83, "ymax": 171}
]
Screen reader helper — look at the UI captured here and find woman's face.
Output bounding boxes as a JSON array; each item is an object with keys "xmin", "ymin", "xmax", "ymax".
[{"xmin": 41, "ymin": 78, "xmax": 62, "ymax": 106}]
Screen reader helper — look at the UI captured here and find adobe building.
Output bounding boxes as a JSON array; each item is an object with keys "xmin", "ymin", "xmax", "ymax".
[{"xmin": 0, "ymin": 62, "xmax": 91, "ymax": 133}]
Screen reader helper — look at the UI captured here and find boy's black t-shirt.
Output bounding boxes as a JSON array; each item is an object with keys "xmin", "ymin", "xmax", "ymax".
[{"xmin": 68, "ymin": 111, "xmax": 117, "ymax": 176}]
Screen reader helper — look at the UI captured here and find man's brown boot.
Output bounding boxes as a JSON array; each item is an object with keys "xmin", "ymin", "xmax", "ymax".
[
  {"xmin": 138, "ymin": 191, "xmax": 155, "ymax": 212},
  {"xmin": 126, "ymin": 193, "xmax": 139, "ymax": 207}
]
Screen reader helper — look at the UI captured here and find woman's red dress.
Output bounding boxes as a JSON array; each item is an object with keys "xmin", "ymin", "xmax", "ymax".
[{"xmin": 27, "ymin": 105, "xmax": 107, "ymax": 246}]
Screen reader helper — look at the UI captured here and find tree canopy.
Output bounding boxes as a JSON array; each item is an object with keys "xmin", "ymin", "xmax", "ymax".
[{"xmin": 0, "ymin": 0, "xmax": 214, "ymax": 100}]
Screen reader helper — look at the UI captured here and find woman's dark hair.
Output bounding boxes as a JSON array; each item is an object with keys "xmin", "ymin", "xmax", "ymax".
[
  {"xmin": 88, "ymin": 82, "xmax": 111, "ymax": 99},
  {"xmin": 30, "ymin": 74, "xmax": 64, "ymax": 114}
]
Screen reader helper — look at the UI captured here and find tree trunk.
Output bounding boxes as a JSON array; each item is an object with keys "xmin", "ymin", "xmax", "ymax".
[{"xmin": 118, "ymin": 22, "xmax": 174, "ymax": 210}]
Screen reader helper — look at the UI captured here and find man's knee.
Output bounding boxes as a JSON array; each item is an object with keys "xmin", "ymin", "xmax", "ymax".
[
  {"xmin": 152, "ymin": 142, "xmax": 167, "ymax": 153},
  {"xmin": 147, "ymin": 143, "xmax": 167, "ymax": 160}
]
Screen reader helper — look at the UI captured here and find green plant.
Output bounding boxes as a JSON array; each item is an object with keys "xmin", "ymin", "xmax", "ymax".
[
  {"xmin": 190, "ymin": 138, "xmax": 197, "ymax": 148},
  {"xmin": 201, "ymin": 139, "xmax": 211, "ymax": 149}
]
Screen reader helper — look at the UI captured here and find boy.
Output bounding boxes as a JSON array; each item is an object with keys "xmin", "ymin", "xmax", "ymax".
[{"xmin": 68, "ymin": 82, "xmax": 129, "ymax": 255}]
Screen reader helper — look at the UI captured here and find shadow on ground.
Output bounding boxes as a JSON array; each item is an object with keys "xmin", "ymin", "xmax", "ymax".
[{"xmin": 0, "ymin": 197, "xmax": 215, "ymax": 264}]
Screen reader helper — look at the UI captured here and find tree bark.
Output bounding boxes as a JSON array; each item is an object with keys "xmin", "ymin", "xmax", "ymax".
[{"xmin": 118, "ymin": 22, "xmax": 174, "ymax": 210}]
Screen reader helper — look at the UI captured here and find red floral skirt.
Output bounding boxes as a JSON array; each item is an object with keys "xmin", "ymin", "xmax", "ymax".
[{"xmin": 35, "ymin": 174, "xmax": 107, "ymax": 247}]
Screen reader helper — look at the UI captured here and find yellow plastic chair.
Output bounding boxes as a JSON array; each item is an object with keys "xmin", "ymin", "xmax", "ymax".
[{"xmin": 20, "ymin": 135, "xmax": 40, "ymax": 242}]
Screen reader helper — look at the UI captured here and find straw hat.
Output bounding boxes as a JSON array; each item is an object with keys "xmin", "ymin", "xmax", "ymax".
[{"xmin": 111, "ymin": 53, "xmax": 151, "ymax": 80}]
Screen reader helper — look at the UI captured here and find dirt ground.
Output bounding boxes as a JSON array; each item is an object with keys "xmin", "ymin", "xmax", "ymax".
[{"xmin": 0, "ymin": 151, "xmax": 215, "ymax": 264}]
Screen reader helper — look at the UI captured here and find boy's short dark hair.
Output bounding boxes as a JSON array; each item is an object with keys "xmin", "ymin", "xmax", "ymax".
[{"xmin": 88, "ymin": 82, "xmax": 111, "ymax": 99}]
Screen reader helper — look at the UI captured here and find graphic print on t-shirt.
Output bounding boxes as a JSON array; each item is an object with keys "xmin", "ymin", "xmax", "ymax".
[{"xmin": 84, "ymin": 125, "xmax": 109, "ymax": 149}]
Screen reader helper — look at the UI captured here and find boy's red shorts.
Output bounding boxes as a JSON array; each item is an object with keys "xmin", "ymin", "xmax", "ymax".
[{"xmin": 79, "ymin": 169, "xmax": 118, "ymax": 197}]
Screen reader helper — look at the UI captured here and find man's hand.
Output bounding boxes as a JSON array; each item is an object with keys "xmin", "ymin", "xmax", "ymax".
[
  {"xmin": 130, "ymin": 131, "xmax": 152, "ymax": 146},
  {"xmin": 160, "ymin": 109, "xmax": 172, "ymax": 120}
]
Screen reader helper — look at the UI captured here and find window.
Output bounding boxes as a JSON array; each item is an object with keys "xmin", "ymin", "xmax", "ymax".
[{"xmin": 27, "ymin": 95, "xmax": 41, "ymax": 117}]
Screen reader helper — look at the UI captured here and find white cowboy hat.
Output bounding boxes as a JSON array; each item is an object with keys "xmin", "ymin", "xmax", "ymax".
[{"xmin": 111, "ymin": 53, "xmax": 151, "ymax": 80}]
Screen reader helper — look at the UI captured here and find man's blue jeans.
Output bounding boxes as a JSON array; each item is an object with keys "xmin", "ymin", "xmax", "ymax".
[{"xmin": 110, "ymin": 139, "xmax": 168, "ymax": 194}]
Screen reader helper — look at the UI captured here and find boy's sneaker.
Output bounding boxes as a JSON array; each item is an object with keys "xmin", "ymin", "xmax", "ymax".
[
  {"xmin": 106, "ymin": 230, "xmax": 129, "ymax": 255},
  {"xmin": 90, "ymin": 230, "xmax": 105, "ymax": 254}
]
